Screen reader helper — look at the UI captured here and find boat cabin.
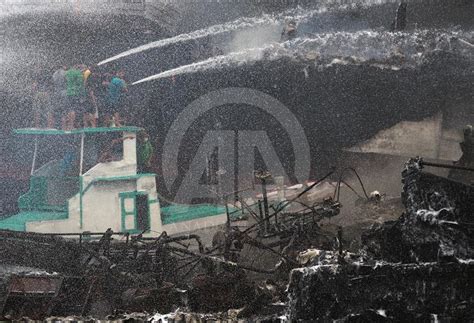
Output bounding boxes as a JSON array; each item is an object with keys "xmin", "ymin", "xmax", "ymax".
[{"xmin": 0, "ymin": 127, "xmax": 230, "ymax": 237}]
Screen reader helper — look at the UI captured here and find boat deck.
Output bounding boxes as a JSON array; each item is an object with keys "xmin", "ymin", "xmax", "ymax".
[{"xmin": 0, "ymin": 211, "xmax": 68, "ymax": 231}]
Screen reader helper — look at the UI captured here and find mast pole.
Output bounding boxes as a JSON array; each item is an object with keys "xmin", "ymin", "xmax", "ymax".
[
  {"xmin": 31, "ymin": 136, "xmax": 38, "ymax": 175},
  {"xmin": 79, "ymin": 132, "xmax": 85, "ymax": 229},
  {"xmin": 79, "ymin": 132, "xmax": 85, "ymax": 175}
]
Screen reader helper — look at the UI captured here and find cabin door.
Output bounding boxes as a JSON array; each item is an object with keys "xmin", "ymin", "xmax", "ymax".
[{"xmin": 120, "ymin": 191, "xmax": 150, "ymax": 233}]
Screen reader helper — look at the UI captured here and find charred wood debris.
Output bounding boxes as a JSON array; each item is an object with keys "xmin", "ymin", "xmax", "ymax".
[{"xmin": 1, "ymin": 156, "xmax": 474, "ymax": 321}]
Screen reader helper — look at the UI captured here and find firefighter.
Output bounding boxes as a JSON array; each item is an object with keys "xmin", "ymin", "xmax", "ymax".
[
  {"xmin": 449, "ymin": 125, "xmax": 474, "ymax": 184},
  {"xmin": 281, "ymin": 20, "xmax": 298, "ymax": 42}
]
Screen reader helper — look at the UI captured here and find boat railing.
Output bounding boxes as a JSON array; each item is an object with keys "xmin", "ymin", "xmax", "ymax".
[{"xmin": 18, "ymin": 175, "xmax": 80, "ymax": 212}]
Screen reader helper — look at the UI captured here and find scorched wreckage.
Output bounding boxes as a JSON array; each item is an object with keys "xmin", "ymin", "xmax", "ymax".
[
  {"xmin": 0, "ymin": 128, "xmax": 473, "ymax": 321},
  {"xmin": 0, "ymin": 0, "xmax": 473, "ymax": 321}
]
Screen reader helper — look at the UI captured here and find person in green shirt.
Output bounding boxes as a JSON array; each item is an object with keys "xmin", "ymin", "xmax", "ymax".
[
  {"xmin": 63, "ymin": 65, "xmax": 85, "ymax": 130},
  {"xmin": 137, "ymin": 131, "xmax": 154, "ymax": 173}
]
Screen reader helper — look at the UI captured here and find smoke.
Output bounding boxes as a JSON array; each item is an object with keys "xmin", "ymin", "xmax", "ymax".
[{"xmin": 227, "ymin": 24, "xmax": 282, "ymax": 54}]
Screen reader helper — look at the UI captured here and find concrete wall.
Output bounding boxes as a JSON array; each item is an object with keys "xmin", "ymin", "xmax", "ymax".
[{"xmin": 348, "ymin": 110, "xmax": 470, "ymax": 161}]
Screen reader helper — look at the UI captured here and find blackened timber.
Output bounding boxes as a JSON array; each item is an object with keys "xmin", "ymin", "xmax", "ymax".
[
  {"xmin": 421, "ymin": 160, "xmax": 474, "ymax": 172},
  {"xmin": 288, "ymin": 261, "xmax": 474, "ymax": 321},
  {"xmin": 165, "ymin": 246, "xmax": 278, "ymax": 275},
  {"xmin": 243, "ymin": 169, "xmax": 335, "ymax": 234}
]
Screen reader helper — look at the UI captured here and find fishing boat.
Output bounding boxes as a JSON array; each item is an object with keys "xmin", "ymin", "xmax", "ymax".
[{"xmin": 0, "ymin": 126, "xmax": 230, "ymax": 237}]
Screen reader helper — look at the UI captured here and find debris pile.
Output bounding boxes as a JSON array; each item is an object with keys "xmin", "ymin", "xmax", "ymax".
[
  {"xmin": 288, "ymin": 260, "xmax": 474, "ymax": 321},
  {"xmin": 0, "ymin": 172, "xmax": 341, "ymax": 320},
  {"xmin": 363, "ymin": 157, "xmax": 474, "ymax": 262},
  {"xmin": 288, "ymin": 158, "xmax": 474, "ymax": 321},
  {"xmin": 2, "ymin": 161, "xmax": 474, "ymax": 320}
]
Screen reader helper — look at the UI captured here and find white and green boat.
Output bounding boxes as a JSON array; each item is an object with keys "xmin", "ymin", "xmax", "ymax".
[{"xmin": 0, "ymin": 127, "xmax": 231, "ymax": 237}]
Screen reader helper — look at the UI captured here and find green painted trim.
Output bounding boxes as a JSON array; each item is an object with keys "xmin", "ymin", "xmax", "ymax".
[
  {"xmin": 19, "ymin": 205, "xmax": 67, "ymax": 212},
  {"xmin": 0, "ymin": 211, "xmax": 68, "ymax": 231},
  {"xmin": 119, "ymin": 191, "xmax": 147, "ymax": 197},
  {"xmin": 148, "ymin": 199, "xmax": 159, "ymax": 205},
  {"xmin": 14, "ymin": 126, "xmax": 144, "ymax": 136},
  {"xmin": 99, "ymin": 173, "xmax": 156, "ymax": 181},
  {"xmin": 82, "ymin": 173, "xmax": 156, "ymax": 195},
  {"xmin": 25, "ymin": 176, "xmax": 79, "ymax": 180},
  {"xmin": 161, "ymin": 204, "xmax": 235, "ymax": 225},
  {"xmin": 18, "ymin": 175, "xmax": 77, "ymax": 212},
  {"xmin": 120, "ymin": 193, "xmax": 134, "ymax": 233},
  {"xmin": 119, "ymin": 191, "xmax": 150, "ymax": 234}
]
